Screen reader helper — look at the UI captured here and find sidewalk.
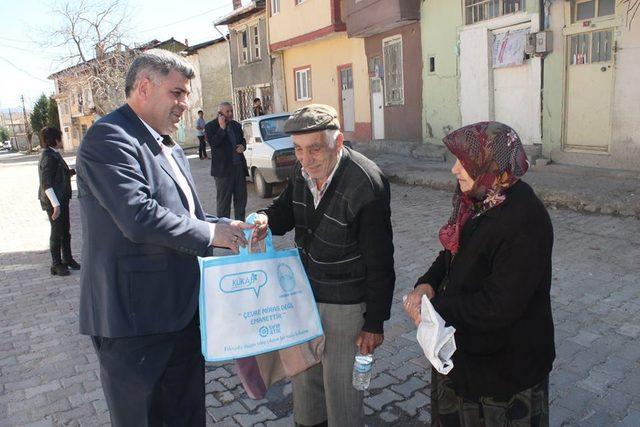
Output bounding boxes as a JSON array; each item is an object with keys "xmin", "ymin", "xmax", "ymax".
[{"xmin": 354, "ymin": 142, "xmax": 640, "ymax": 218}]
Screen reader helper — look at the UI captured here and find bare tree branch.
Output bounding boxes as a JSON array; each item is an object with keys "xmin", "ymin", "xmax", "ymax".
[{"xmin": 43, "ymin": 0, "xmax": 138, "ymax": 116}]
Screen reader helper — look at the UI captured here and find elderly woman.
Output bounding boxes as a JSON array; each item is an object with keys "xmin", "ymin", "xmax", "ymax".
[{"xmin": 404, "ymin": 122, "xmax": 554, "ymax": 426}]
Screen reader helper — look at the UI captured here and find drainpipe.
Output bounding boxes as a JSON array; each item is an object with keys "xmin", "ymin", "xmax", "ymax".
[
  {"xmin": 539, "ymin": 0, "xmax": 550, "ymax": 161},
  {"xmin": 214, "ymin": 25, "xmax": 235, "ymax": 105}
]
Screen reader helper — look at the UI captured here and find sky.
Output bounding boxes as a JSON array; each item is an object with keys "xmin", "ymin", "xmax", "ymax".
[{"xmin": 0, "ymin": 0, "xmax": 237, "ymax": 112}]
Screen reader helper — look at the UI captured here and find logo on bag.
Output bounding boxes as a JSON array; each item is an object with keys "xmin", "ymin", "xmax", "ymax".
[
  {"xmin": 219, "ymin": 270, "xmax": 268, "ymax": 297},
  {"xmin": 277, "ymin": 264, "xmax": 296, "ymax": 292}
]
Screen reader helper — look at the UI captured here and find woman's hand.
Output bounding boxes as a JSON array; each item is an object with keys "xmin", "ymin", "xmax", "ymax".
[{"xmin": 403, "ymin": 283, "xmax": 435, "ymax": 327}]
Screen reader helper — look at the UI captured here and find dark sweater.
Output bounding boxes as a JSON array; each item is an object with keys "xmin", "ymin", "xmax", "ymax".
[
  {"xmin": 416, "ymin": 180, "xmax": 555, "ymax": 398},
  {"xmin": 263, "ymin": 148, "xmax": 395, "ymax": 333}
]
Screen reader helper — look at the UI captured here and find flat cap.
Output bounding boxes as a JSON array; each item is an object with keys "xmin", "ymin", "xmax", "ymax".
[{"xmin": 284, "ymin": 104, "xmax": 341, "ymax": 134}]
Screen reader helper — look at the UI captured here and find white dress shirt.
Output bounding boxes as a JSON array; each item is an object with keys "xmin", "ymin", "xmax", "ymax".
[
  {"xmin": 139, "ymin": 118, "xmax": 217, "ymax": 245},
  {"xmin": 301, "ymin": 149, "xmax": 343, "ymax": 208}
]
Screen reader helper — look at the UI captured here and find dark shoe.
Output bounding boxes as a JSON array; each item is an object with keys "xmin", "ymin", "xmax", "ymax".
[
  {"xmin": 63, "ymin": 259, "xmax": 81, "ymax": 270},
  {"xmin": 51, "ymin": 264, "xmax": 70, "ymax": 276}
]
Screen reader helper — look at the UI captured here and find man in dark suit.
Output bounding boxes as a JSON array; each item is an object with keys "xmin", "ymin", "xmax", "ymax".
[
  {"xmin": 75, "ymin": 49, "xmax": 254, "ymax": 426},
  {"xmin": 205, "ymin": 102, "xmax": 248, "ymax": 221}
]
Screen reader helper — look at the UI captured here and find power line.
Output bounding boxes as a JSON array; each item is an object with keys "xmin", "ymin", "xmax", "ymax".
[
  {"xmin": 0, "ymin": 36, "xmax": 36, "ymax": 44},
  {"xmin": 0, "ymin": 56, "xmax": 51, "ymax": 83},
  {"xmin": 131, "ymin": 3, "xmax": 232, "ymax": 35}
]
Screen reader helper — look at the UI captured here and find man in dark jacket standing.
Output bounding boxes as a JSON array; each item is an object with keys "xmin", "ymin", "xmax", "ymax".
[
  {"xmin": 254, "ymin": 104, "xmax": 395, "ymax": 427},
  {"xmin": 205, "ymin": 102, "xmax": 248, "ymax": 221}
]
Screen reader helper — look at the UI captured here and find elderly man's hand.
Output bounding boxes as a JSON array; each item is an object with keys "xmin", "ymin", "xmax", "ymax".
[
  {"xmin": 403, "ymin": 283, "xmax": 435, "ymax": 327},
  {"xmin": 235, "ymin": 145, "xmax": 246, "ymax": 154},
  {"xmin": 213, "ymin": 220, "xmax": 253, "ymax": 253},
  {"xmin": 252, "ymin": 213, "xmax": 269, "ymax": 243},
  {"xmin": 356, "ymin": 331, "xmax": 384, "ymax": 355}
]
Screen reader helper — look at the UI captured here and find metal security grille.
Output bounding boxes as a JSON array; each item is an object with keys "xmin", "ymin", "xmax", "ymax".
[{"xmin": 465, "ymin": 0, "xmax": 524, "ymax": 25}]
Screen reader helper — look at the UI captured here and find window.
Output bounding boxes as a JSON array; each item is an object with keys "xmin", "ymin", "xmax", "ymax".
[
  {"xmin": 238, "ymin": 30, "xmax": 248, "ymax": 64},
  {"xmin": 569, "ymin": 29, "xmax": 613, "ymax": 65},
  {"xmin": 295, "ymin": 67, "xmax": 312, "ymax": 101},
  {"xmin": 295, "ymin": 0, "xmax": 306, "ymax": 5},
  {"xmin": 383, "ymin": 37, "xmax": 404, "ymax": 105},
  {"xmin": 464, "ymin": 0, "xmax": 524, "ymax": 25},
  {"xmin": 259, "ymin": 116, "xmax": 290, "ymax": 141},
  {"xmin": 571, "ymin": 0, "xmax": 615, "ymax": 23},
  {"xmin": 271, "ymin": 0, "xmax": 280, "ymax": 14},
  {"xmin": 250, "ymin": 25, "xmax": 260, "ymax": 60}
]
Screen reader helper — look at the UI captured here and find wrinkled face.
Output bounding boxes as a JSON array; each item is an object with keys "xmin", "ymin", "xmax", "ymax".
[
  {"xmin": 293, "ymin": 131, "xmax": 343, "ymax": 181},
  {"xmin": 220, "ymin": 104, "xmax": 234, "ymax": 121},
  {"xmin": 452, "ymin": 159, "xmax": 475, "ymax": 193},
  {"xmin": 142, "ymin": 70, "xmax": 190, "ymax": 135}
]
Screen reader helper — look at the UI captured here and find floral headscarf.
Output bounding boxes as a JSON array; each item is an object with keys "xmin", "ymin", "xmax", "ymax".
[{"xmin": 439, "ymin": 122, "xmax": 529, "ymax": 254}]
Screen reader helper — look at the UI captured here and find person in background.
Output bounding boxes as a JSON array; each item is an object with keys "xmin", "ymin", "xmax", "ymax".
[
  {"xmin": 205, "ymin": 102, "xmax": 248, "ymax": 221},
  {"xmin": 403, "ymin": 122, "xmax": 555, "ymax": 427},
  {"xmin": 253, "ymin": 97, "xmax": 265, "ymax": 117},
  {"xmin": 195, "ymin": 109, "xmax": 208, "ymax": 159},
  {"xmin": 37, "ymin": 126, "xmax": 80, "ymax": 276}
]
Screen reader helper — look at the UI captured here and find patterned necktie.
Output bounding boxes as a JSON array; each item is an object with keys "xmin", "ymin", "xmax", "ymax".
[{"xmin": 161, "ymin": 135, "xmax": 175, "ymax": 147}]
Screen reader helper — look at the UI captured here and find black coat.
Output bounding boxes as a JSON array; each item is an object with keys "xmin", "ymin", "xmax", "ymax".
[
  {"xmin": 38, "ymin": 148, "xmax": 73, "ymax": 211},
  {"xmin": 417, "ymin": 180, "xmax": 555, "ymax": 398},
  {"xmin": 204, "ymin": 119, "xmax": 248, "ymax": 178}
]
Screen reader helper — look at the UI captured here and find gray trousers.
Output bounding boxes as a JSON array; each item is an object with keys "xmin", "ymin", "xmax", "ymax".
[
  {"xmin": 293, "ymin": 303, "xmax": 365, "ymax": 427},
  {"xmin": 214, "ymin": 164, "xmax": 247, "ymax": 221}
]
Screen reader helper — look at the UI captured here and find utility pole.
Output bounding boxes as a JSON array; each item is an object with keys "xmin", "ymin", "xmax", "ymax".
[
  {"xmin": 7, "ymin": 108, "xmax": 17, "ymax": 150},
  {"xmin": 20, "ymin": 95, "xmax": 33, "ymax": 152}
]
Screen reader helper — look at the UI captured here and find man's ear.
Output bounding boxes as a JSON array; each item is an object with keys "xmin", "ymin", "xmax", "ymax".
[
  {"xmin": 336, "ymin": 132, "xmax": 344, "ymax": 149},
  {"xmin": 137, "ymin": 77, "xmax": 152, "ymax": 99}
]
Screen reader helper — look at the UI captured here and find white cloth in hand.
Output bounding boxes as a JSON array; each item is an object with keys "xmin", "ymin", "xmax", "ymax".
[{"xmin": 413, "ymin": 294, "xmax": 456, "ymax": 375}]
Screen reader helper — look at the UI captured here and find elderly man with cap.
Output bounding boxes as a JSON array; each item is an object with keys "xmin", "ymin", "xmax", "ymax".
[{"xmin": 254, "ymin": 104, "xmax": 395, "ymax": 426}]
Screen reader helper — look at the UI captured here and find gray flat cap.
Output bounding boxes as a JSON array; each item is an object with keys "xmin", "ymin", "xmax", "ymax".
[{"xmin": 284, "ymin": 104, "xmax": 341, "ymax": 134}]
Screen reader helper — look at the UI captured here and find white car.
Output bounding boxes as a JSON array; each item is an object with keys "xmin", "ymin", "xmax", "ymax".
[{"xmin": 241, "ymin": 113, "xmax": 296, "ymax": 198}]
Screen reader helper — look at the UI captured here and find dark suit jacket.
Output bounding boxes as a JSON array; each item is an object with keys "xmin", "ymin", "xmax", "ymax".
[
  {"xmin": 38, "ymin": 148, "xmax": 72, "ymax": 211},
  {"xmin": 76, "ymin": 104, "xmax": 218, "ymax": 338},
  {"xmin": 204, "ymin": 119, "xmax": 248, "ymax": 177},
  {"xmin": 417, "ymin": 180, "xmax": 555, "ymax": 398}
]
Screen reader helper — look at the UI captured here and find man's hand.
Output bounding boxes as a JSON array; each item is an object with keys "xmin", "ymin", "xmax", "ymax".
[
  {"xmin": 252, "ymin": 213, "xmax": 269, "ymax": 243},
  {"xmin": 51, "ymin": 205, "xmax": 61, "ymax": 221},
  {"xmin": 69, "ymin": 168, "xmax": 76, "ymax": 177},
  {"xmin": 212, "ymin": 220, "xmax": 253, "ymax": 252},
  {"xmin": 356, "ymin": 331, "xmax": 383, "ymax": 355},
  {"xmin": 218, "ymin": 114, "xmax": 226, "ymax": 130},
  {"xmin": 403, "ymin": 283, "xmax": 435, "ymax": 327},
  {"xmin": 235, "ymin": 145, "xmax": 245, "ymax": 154}
]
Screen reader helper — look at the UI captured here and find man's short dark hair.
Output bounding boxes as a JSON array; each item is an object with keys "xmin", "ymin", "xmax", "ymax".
[
  {"xmin": 253, "ymin": 98, "xmax": 261, "ymax": 103},
  {"xmin": 198, "ymin": 110, "xmax": 203, "ymax": 114},
  {"xmin": 40, "ymin": 126, "xmax": 62, "ymax": 149},
  {"xmin": 125, "ymin": 49, "xmax": 195, "ymax": 97}
]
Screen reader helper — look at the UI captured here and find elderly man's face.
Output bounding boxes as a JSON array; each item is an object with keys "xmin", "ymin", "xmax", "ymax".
[
  {"xmin": 220, "ymin": 104, "xmax": 234, "ymax": 121},
  {"xmin": 293, "ymin": 131, "xmax": 343, "ymax": 181},
  {"xmin": 143, "ymin": 70, "xmax": 190, "ymax": 135}
]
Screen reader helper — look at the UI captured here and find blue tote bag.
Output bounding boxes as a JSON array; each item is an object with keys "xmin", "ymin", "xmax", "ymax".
[{"xmin": 198, "ymin": 213, "xmax": 324, "ymax": 362}]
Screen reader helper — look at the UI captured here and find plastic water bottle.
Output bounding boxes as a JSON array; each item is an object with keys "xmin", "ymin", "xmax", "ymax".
[{"xmin": 352, "ymin": 353, "xmax": 373, "ymax": 390}]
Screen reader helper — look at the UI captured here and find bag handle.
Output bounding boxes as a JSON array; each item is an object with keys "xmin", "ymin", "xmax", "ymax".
[{"xmin": 239, "ymin": 212, "xmax": 275, "ymax": 256}]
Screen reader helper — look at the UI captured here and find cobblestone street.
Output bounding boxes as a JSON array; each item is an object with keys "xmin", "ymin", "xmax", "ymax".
[{"xmin": 1, "ymin": 150, "xmax": 639, "ymax": 426}]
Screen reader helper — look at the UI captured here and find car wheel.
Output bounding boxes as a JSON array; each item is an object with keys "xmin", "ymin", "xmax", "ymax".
[{"xmin": 254, "ymin": 169, "xmax": 273, "ymax": 198}]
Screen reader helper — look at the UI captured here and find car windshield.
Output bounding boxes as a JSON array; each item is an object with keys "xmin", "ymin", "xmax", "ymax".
[{"xmin": 259, "ymin": 116, "xmax": 289, "ymax": 141}]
